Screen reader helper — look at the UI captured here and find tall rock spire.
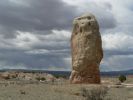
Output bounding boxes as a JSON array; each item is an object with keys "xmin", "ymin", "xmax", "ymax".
[{"xmin": 70, "ymin": 13, "xmax": 103, "ymax": 84}]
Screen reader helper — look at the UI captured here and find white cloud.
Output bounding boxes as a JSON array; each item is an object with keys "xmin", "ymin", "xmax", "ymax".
[
  {"xmin": 13, "ymin": 31, "xmax": 40, "ymax": 49},
  {"xmin": 0, "ymin": 31, "xmax": 40, "ymax": 50},
  {"xmin": 9, "ymin": 0, "xmax": 30, "ymax": 7},
  {"xmin": 41, "ymin": 29, "xmax": 71, "ymax": 41},
  {"xmin": 102, "ymin": 33, "xmax": 133, "ymax": 50},
  {"xmin": 26, "ymin": 49, "xmax": 70, "ymax": 56},
  {"xmin": 0, "ymin": 29, "xmax": 71, "ymax": 50}
]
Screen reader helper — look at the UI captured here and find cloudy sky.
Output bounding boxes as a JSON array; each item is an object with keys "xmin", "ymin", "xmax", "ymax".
[{"xmin": 0, "ymin": 0, "xmax": 133, "ymax": 71}]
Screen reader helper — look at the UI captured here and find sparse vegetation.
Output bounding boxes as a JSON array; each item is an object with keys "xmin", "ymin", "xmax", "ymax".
[
  {"xmin": 0, "ymin": 73, "xmax": 133, "ymax": 100},
  {"xmin": 40, "ymin": 77, "xmax": 46, "ymax": 81},
  {"xmin": 119, "ymin": 75, "xmax": 126, "ymax": 83},
  {"xmin": 81, "ymin": 86, "xmax": 109, "ymax": 100},
  {"xmin": 0, "ymin": 75, "xmax": 132, "ymax": 100},
  {"xmin": 54, "ymin": 74, "xmax": 68, "ymax": 79},
  {"xmin": 20, "ymin": 90, "xmax": 26, "ymax": 95},
  {"xmin": 4, "ymin": 76, "xmax": 10, "ymax": 80},
  {"xmin": 36, "ymin": 77, "xmax": 46, "ymax": 81}
]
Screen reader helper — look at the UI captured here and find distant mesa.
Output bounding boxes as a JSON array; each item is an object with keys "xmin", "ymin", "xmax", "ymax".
[{"xmin": 70, "ymin": 13, "xmax": 103, "ymax": 84}]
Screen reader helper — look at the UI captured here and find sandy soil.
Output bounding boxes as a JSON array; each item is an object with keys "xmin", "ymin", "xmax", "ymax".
[{"xmin": 0, "ymin": 77, "xmax": 132, "ymax": 100}]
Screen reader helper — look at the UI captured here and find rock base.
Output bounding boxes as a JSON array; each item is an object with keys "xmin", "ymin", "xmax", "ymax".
[{"xmin": 70, "ymin": 65, "xmax": 101, "ymax": 84}]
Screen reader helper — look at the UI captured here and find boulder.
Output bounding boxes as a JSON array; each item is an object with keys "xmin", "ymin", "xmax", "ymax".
[{"xmin": 1, "ymin": 72, "xmax": 10, "ymax": 79}]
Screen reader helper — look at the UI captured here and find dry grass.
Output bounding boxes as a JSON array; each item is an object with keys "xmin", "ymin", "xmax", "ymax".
[
  {"xmin": 80, "ymin": 86, "xmax": 109, "ymax": 100},
  {"xmin": 0, "ymin": 77, "xmax": 132, "ymax": 100}
]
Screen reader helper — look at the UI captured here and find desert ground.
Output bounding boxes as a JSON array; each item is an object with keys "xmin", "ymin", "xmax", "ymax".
[{"xmin": 0, "ymin": 73, "xmax": 132, "ymax": 100}]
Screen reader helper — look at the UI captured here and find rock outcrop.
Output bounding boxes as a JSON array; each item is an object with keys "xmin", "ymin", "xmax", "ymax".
[
  {"xmin": 70, "ymin": 13, "xmax": 103, "ymax": 84},
  {"xmin": 0, "ymin": 71, "xmax": 56, "ymax": 82}
]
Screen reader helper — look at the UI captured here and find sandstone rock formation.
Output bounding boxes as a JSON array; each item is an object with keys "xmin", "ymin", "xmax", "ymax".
[
  {"xmin": 70, "ymin": 13, "xmax": 103, "ymax": 84},
  {"xmin": 0, "ymin": 71, "xmax": 56, "ymax": 82}
]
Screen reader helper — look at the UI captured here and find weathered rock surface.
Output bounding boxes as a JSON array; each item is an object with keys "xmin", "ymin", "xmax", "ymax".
[{"xmin": 70, "ymin": 13, "xmax": 103, "ymax": 84}]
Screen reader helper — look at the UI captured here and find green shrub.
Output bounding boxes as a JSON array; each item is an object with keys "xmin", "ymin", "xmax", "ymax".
[
  {"xmin": 54, "ymin": 74, "xmax": 67, "ymax": 79},
  {"xmin": 4, "ymin": 77, "xmax": 10, "ymax": 80},
  {"xmin": 119, "ymin": 75, "xmax": 126, "ymax": 83},
  {"xmin": 40, "ymin": 77, "xmax": 46, "ymax": 81},
  {"xmin": 36, "ymin": 77, "xmax": 46, "ymax": 81}
]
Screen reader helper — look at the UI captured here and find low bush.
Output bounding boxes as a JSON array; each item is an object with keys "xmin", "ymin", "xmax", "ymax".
[
  {"xmin": 54, "ymin": 74, "xmax": 67, "ymax": 79},
  {"xmin": 40, "ymin": 77, "xmax": 46, "ymax": 81},
  {"xmin": 36, "ymin": 77, "xmax": 46, "ymax": 81},
  {"xmin": 119, "ymin": 75, "xmax": 126, "ymax": 83},
  {"xmin": 81, "ymin": 86, "xmax": 109, "ymax": 100}
]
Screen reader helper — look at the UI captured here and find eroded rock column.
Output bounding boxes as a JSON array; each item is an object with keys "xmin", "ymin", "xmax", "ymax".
[{"xmin": 70, "ymin": 13, "xmax": 103, "ymax": 84}]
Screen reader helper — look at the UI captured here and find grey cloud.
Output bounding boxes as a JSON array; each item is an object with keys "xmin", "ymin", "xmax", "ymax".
[
  {"xmin": 0, "ymin": 0, "xmax": 75, "ymax": 70},
  {"xmin": 104, "ymin": 50, "xmax": 133, "ymax": 56},
  {"xmin": 0, "ymin": 49, "xmax": 70, "ymax": 69},
  {"xmin": 0, "ymin": 0, "xmax": 77, "ymax": 38},
  {"xmin": 0, "ymin": 29, "xmax": 71, "ymax": 70},
  {"xmin": 0, "ymin": 0, "xmax": 132, "ymax": 71},
  {"xmin": 100, "ymin": 49, "xmax": 133, "ymax": 71},
  {"xmin": 101, "ymin": 54, "xmax": 133, "ymax": 71},
  {"xmin": 75, "ymin": 1, "xmax": 117, "ymax": 31},
  {"xmin": 25, "ymin": 49, "xmax": 71, "ymax": 57},
  {"xmin": 32, "ymin": 40, "xmax": 70, "ymax": 50}
]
